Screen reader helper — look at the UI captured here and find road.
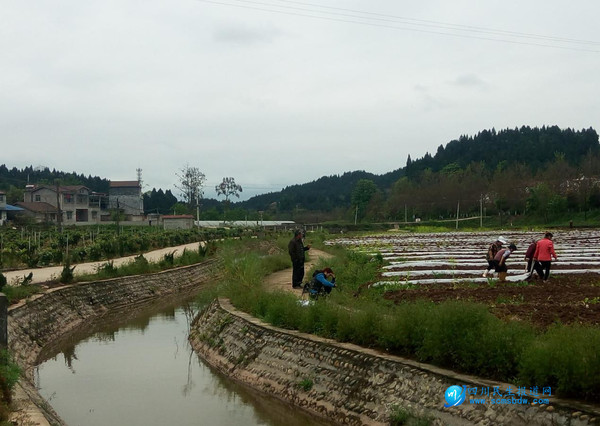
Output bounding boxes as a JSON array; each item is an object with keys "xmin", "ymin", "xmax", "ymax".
[{"xmin": 3, "ymin": 242, "xmax": 203, "ymax": 286}]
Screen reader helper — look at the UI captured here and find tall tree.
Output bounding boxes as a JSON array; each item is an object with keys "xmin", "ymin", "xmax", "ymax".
[
  {"xmin": 215, "ymin": 177, "xmax": 243, "ymax": 221},
  {"xmin": 351, "ymin": 179, "xmax": 378, "ymax": 222},
  {"xmin": 175, "ymin": 165, "xmax": 206, "ymax": 209}
]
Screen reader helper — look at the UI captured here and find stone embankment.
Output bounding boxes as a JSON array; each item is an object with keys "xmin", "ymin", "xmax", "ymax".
[
  {"xmin": 7, "ymin": 258, "xmax": 220, "ymax": 425},
  {"xmin": 189, "ymin": 298, "xmax": 600, "ymax": 426}
]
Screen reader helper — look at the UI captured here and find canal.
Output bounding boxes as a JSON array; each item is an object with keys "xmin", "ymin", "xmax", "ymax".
[{"xmin": 34, "ymin": 297, "xmax": 331, "ymax": 426}]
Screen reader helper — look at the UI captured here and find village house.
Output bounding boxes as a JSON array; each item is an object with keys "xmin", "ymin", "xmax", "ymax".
[
  {"xmin": 108, "ymin": 181, "xmax": 144, "ymax": 218},
  {"xmin": 16, "ymin": 185, "xmax": 108, "ymax": 225},
  {"xmin": 0, "ymin": 190, "xmax": 23, "ymax": 225}
]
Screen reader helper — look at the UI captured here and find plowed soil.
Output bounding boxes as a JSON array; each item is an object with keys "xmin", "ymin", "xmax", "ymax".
[{"xmin": 383, "ymin": 273, "xmax": 600, "ymax": 329}]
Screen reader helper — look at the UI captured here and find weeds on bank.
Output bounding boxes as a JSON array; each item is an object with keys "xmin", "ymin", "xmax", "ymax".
[
  {"xmin": 211, "ymin": 232, "xmax": 600, "ymax": 402},
  {"xmin": 0, "ymin": 350, "xmax": 21, "ymax": 423},
  {"xmin": 389, "ymin": 405, "xmax": 432, "ymax": 426},
  {"xmin": 76, "ymin": 243, "xmax": 212, "ymax": 282}
]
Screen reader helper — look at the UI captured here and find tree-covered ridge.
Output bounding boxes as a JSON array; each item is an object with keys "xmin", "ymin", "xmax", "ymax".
[
  {"xmin": 406, "ymin": 126, "xmax": 599, "ymax": 178},
  {"xmin": 2, "ymin": 125, "xmax": 599, "ymax": 223},
  {"xmin": 0, "ymin": 165, "xmax": 110, "ymax": 203},
  {"xmin": 240, "ymin": 169, "xmax": 404, "ymax": 213},
  {"xmin": 241, "ymin": 126, "xmax": 599, "ymax": 217}
]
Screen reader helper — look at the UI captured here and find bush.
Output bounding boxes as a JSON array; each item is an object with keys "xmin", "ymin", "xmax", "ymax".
[
  {"xmin": 60, "ymin": 262, "xmax": 76, "ymax": 284},
  {"xmin": 519, "ymin": 324, "xmax": 600, "ymax": 400},
  {"xmin": 96, "ymin": 261, "xmax": 118, "ymax": 278},
  {"xmin": 0, "ymin": 350, "xmax": 21, "ymax": 421}
]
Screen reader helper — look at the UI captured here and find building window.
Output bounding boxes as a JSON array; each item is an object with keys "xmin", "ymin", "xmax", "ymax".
[
  {"xmin": 35, "ymin": 195, "xmax": 41, "ymax": 202},
  {"xmin": 66, "ymin": 211, "xmax": 73, "ymax": 220},
  {"xmin": 64, "ymin": 194, "xmax": 73, "ymax": 203},
  {"xmin": 0, "ymin": 195, "xmax": 4, "ymax": 203},
  {"xmin": 91, "ymin": 211, "xmax": 97, "ymax": 219}
]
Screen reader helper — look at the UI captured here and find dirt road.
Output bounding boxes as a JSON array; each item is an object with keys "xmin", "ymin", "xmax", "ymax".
[
  {"xmin": 264, "ymin": 248, "xmax": 333, "ymax": 293},
  {"xmin": 3, "ymin": 242, "xmax": 202, "ymax": 286}
]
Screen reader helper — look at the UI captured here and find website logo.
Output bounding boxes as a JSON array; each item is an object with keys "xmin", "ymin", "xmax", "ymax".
[{"xmin": 444, "ymin": 385, "xmax": 466, "ymax": 407}]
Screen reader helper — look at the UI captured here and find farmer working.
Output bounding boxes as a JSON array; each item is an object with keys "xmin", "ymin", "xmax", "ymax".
[
  {"xmin": 533, "ymin": 232, "xmax": 558, "ymax": 282},
  {"xmin": 493, "ymin": 243, "xmax": 517, "ymax": 282},
  {"xmin": 288, "ymin": 229, "xmax": 311, "ymax": 289}
]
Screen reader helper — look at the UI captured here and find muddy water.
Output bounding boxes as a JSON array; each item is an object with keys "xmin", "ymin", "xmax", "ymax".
[{"xmin": 34, "ymin": 299, "xmax": 331, "ymax": 426}]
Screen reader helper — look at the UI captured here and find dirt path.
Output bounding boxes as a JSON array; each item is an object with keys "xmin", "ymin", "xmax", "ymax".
[
  {"xmin": 3, "ymin": 242, "xmax": 202, "ymax": 285},
  {"xmin": 264, "ymin": 248, "xmax": 333, "ymax": 293}
]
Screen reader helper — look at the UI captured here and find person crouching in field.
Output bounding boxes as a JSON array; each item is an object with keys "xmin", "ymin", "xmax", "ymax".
[
  {"xmin": 493, "ymin": 243, "xmax": 517, "ymax": 282},
  {"xmin": 484, "ymin": 237, "xmax": 507, "ymax": 277},
  {"xmin": 525, "ymin": 238, "xmax": 544, "ymax": 279},
  {"xmin": 534, "ymin": 232, "xmax": 558, "ymax": 282}
]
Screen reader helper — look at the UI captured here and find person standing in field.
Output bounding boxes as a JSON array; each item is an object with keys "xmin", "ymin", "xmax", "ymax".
[
  {"xmin": 484, "ymin": 237, "xmax": 507, "ymax": 277},
  {"xmin": 493, "ymin": 243, "xmax": 517, "ymax": 282},
  {"xmin": 533, "ymin": 232, "xmax": 558, "ymax": 282},
  {"xmin": 288, "ymin": 229, "xmax": 310, "ymax": 289}
]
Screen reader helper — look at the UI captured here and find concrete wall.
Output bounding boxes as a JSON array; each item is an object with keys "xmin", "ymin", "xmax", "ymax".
[{"xmin": 189, "ymin": 298, "xmax": 600, "ymax": 426}]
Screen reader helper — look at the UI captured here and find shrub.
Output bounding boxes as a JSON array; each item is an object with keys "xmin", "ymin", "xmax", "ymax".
[
  {"xmin": 414, "ymin": 301, "xmax": 534, "ymax": 380},
  {"xmin": 96, "ymin": 261, "xmax": 118, "ymax": 278},
  {"xmin": 519, "ymin": 324, "xmax": 600, "ymax": 400},
  {"xmin": 0, "ymin": 350, "xmax": 21, "ymax": 420},
  {"xmin": 60, "ymin": 262, "xmax": 76, "ymax": 284}
]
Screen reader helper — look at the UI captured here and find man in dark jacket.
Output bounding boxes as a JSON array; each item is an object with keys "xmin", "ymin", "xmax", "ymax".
[{"xmin": 288, "ymin": 229, "xmax": 310, "ymax": 288}]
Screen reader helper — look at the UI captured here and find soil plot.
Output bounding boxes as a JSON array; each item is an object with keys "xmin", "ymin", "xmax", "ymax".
[{"xmin": 329, "ymin": 230, "xmax": 600, "ymax": 328}]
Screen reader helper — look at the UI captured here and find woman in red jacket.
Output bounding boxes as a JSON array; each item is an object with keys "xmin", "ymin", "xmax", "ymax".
[{"xmin": 533, "ymin": 232, "xmax": 558, "ymax": 282}]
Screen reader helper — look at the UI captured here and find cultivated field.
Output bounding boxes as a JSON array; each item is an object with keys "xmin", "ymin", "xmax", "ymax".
[{"xmin": 328, "ymin": 230, "xmax": 600, "ymax": 328}]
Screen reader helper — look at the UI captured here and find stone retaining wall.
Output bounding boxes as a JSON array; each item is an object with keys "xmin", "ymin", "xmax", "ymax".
[
  {"xmin": 189, "ymin": 298, "xmax": 600, "ymax": 426},
  {"xmin": 7, "ymin": 259, "xmax": 220, "ymax": 425}
]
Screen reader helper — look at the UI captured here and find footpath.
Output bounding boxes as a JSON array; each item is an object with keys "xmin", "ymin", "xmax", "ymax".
[
  {"xmin": 3, "ymin": 242, "xmax": 202, "ymax": 285},
  {"xmin": 264, "ymin": 248, "xmax": 333, "ymax": 293}
]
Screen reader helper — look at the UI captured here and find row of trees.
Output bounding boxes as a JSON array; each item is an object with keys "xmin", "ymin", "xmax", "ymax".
[
  {"xmin": 350, "ymin": 150, "xmax": 600, "ymax": 223},
  {"xmin": 171, "ymin": 165, "xmax": 243, "ymax": 220},
  {"xmin": 3, "ymin": 126, "xmax": 599, "ymax": 224}
]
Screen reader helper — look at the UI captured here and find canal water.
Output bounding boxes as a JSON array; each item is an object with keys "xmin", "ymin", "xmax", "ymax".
[{"xmin": 34, "ymin": 298, "xmax": 331, "ymax": 426}]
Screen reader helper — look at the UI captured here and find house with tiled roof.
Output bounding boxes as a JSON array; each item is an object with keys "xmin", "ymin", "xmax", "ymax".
[{"xmin": 20, "ymin": 185, "xmax": 108, "ymax": 224}]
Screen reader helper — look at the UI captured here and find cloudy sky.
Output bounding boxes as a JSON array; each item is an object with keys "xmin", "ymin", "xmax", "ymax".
[{"xmin": 1, "ymin": 1, "xmax": 599, "ymax": 200}]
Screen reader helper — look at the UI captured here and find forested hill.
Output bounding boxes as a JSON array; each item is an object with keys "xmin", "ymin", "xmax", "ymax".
[
  {"xmin": 240, "ymin": 169, "xmax": 404, "ymax": 212},
  {"xmin": 239, "ymin": 126, "xmax": 599, "ymax": 212},
  {"xmin": 405, "ymin": 126, "xmax": 599, "ymax": 178},
  {"xmin": 0, "ymin": 165, "xmax": 110, "ymax": 194},
  {"xmin": 2, "ymin": 126, "xmax": 598, "ymax": 216}
]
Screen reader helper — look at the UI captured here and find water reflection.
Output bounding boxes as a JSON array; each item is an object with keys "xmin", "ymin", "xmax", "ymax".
[{"xmin": 35, "ymin": 298, "xmax": 332, "ymax": 426}]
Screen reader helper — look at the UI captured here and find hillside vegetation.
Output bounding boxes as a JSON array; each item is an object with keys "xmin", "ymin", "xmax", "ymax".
[{"xmin": 2, "ymin": 125, "xmax": 599, "ymax": 224}]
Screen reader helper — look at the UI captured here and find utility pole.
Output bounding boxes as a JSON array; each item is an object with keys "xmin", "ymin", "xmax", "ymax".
[
  {"xmin": 480, "ymin": 194, "xmax": 483, "ymax": 228},
  {"xmin": 116, "ymin": 198, "xmax": 121, "ymax": 235},
  {"xmin": 137, "ymin": 168, "xmax": 144, "ymax": 214},
  {"xmin": 55, "ymin": 180, "xmax": 62, "ymax": 233},
  {"xmin": 354, "ymin": 205, "xmax": 358, "ymax": 225},
  {"xmin": 456, "ymin": 201, "xmax": 460, "ymax": 230}
]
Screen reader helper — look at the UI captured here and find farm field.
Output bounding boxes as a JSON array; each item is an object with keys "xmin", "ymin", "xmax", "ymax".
[{"xmin": 329, "ymin": 230, "xmax": 600, "ymax": 328}]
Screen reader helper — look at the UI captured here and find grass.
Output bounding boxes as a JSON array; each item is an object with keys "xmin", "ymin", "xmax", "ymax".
[
  {"xmin": 389, "ymin": 405, "xmax": 432, "ymax": 426},
  {"xmin": 0, "ymin": 350, "xmax": 21, "ymax": 423},
  {"xmin": 207, "ymin": 232, "xmax": 600, "ymax": 402},
  {"xmin": 75, "ymin": 244, "xmax": 210, "ymax": 282}
]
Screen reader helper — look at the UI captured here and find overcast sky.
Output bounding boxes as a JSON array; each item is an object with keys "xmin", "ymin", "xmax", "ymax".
[{"xmin": 1, "ymin": 1, "xmax": 599, "ymax": 200}]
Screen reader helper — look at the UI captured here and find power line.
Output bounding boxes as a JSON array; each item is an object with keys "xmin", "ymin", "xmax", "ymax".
[
  {"xmin": 197, "ymin": 0, "xmax": 600, "ymax": 52},
  {"xmin": 267, "ymin": 0, "xmax": 600, "ymax": 46}
]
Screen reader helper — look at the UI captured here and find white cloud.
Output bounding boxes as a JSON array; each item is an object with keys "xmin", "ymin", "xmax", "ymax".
[{"xmin": 1, "ymin": 0, "xmax": 599, "ymax": 201}]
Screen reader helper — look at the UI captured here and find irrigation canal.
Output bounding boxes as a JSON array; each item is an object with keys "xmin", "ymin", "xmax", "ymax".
[{"xmin": 33, "ymin": 296, "xmax": 332, "ymax": 426}]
